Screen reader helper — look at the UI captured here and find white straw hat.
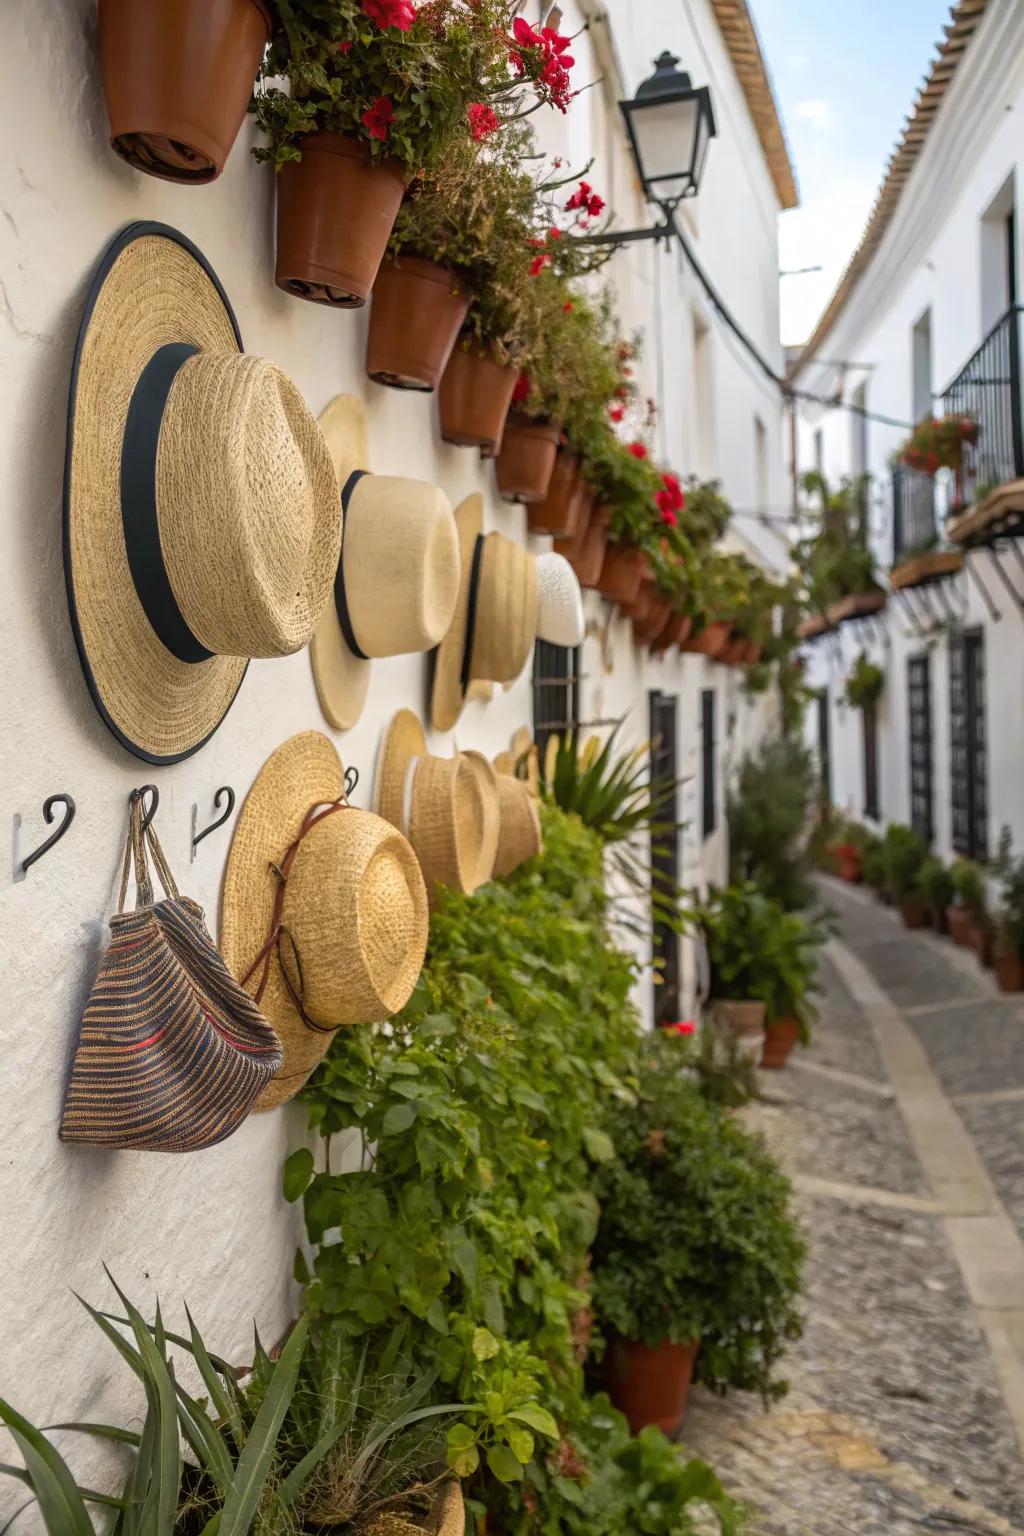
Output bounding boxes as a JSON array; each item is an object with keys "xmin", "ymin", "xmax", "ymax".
[
  {"xmin": 535, "ymin": 553, "xmax": 585, "ymax": 646},
  {"xmin": 376, "ymin": 709, "xmax": 499, "ymax": 904},
  {"xmin": 431, "ymin": 495, "xmax": 539, "ymax": 732},
  {"xmin": 310, "ymin": 396, "xmax": 461, "ymax": 729},
  {"xmin": 64, "ymin": 222, "xmax": 339, "ymax": 763},
  {"xmin": 221, "ymin": 732, "xmax": 428, "ymax": 1109}
]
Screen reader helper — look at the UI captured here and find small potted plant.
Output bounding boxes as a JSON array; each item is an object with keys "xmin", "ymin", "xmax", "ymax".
[
  {"xmin": 915, "ymin": 855, "xmax": 953, "ymax": 934},
  {"xmin": 950, "ymin": 859, "xmax": 989, "ymax": 958},
  {"xmin": 831, "ymin": 837, "xmax": 862, "ymax": 883},
  {"xmin": 99, "ymin": 0, "xmax": 271, "ymax": 183},
  {"xmin": 695, "ymin": 883, "xmax": 800, "ymax": 1062},
  {"xmin": 880, "ymin": 824, "xmax": 928, "ymax": 927},
  {"xmin": 592, "ymin": 1037, "xmax": 805, "ymax": 1435},
  {"xmin": 844, "ymin": 652, "xmax": 884, "ymax": 712},
  {"xmin": 898, "ymin": 414, "xmax": 979, "ymax": 476},
  {"xmin": 759, "ymin": 911, "xmax": 824, "ymax": 1070},
  {"xmin": 992, "ymin": 829, "xmax": 1024, "ymax": 992}
]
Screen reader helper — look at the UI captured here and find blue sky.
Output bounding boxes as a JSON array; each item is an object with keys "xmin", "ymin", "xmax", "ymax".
[{"xmin": 750, "ymin": 0, "xmax": 955, "ymax": 344}]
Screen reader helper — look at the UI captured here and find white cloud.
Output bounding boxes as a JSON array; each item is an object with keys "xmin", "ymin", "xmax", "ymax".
[{"xmin": 793, "ymin": 98, "xmax": 833, "ymax": 127}]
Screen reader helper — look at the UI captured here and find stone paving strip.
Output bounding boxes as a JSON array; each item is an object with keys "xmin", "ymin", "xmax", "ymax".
[{"xmin": 685, "ymin": 886, "xmax": 1024, "ymax": 1534}]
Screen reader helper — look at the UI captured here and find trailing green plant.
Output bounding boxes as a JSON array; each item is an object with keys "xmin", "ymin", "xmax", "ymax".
[
  {"xmin": 795, "ymin": 471, "xmax": 879, "ymax": 611},
  {"xmin": 590, "ymin": 1034, "xmax": 805, "ymax": 1400},
  {"xmin": 915, "ymin": 855, "xmax": 954, "ymax": 928},
  {"xmin": 0, "ymin": 1275, "xmax": 468, "ymax": 1535},
  {"xmin": 992, "ymin": 826, "xmax": 1024, "ymax": 956},
  {"xmin": 843, "ymin": 652, "xmax": 884, "ymax": 710},
  {"xmin": 728, "ymin": 735, "xmax": 820, "ymax": 910},
  {"xmin": 879, "ymin": 823, "xmax": 928, "ymax": 903},
  {"xmin": 951, "ymin": 858, "xmax": 988, "ymax": 921}
]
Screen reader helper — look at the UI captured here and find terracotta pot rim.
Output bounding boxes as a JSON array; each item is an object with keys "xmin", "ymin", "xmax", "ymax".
[
  {"xmin": 505, "ymin": 412, "xmax": 562, "ymax": 440},
  {"xmin": 294, "ymin": 129, "xmax": 406, "ymax": 175},
  {"xmin": 383, "ymin": 252, "xmax": 475, "ymax": 300}
]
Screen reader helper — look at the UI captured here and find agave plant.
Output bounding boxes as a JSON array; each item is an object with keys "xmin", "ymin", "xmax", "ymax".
[
  {"xmin": 538, "ymin": 724, "xmax": 686, "ymax": 940},
  {"xmin": 0, "ymin": 1274, "xmax": 468, "ymax": 1535}
]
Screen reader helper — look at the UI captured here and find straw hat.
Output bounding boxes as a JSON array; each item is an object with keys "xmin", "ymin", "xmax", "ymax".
[
  {"xmin": 361, "ymin": 1479, "xmax": 465, "ymax": 1536},
  {"xmin": 535, "ymin": 554, "xmax": 585, "ymax": 646},
  {"xmin": 64, "ymin": 222, "xmax": 339, "ymax": 764},
  {"xmin": 310, "ymin": 396, "xmax": 460, "ymax": 730},
  {"xmin": 376, "ymin": 710, "xmax": 499, "ymax": 904},
  {"xmin": 221, "ymin": 732, "xmax": 428, "ymax": 1109},
  {"xmin": 431, "ymin": 495, "xmax": 539, "ymax": 732},
  {"xmin": 493, "ymin": 772, "xmax": 543, "ymax": 878}
]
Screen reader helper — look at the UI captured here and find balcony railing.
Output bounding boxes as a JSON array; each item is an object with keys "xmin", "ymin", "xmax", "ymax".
[
  {"xmin": 939, "ymin": 304, "xmax": 1024, "ymax": 504},
  {"xmin": 891, "ymin": 464, "xmax": 938, "ymax": 563}
]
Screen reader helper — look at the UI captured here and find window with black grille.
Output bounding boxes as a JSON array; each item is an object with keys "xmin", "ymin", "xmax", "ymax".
[
  {"xmin": 950, "ymin": 630, "xmax": 988, "ymax": 859},
  {"xmin": 816, "ymin": 689, "xmax": 831, "ymax": 806},
  {"xmin": 863, "ymin": 701, "xmax": 880, "ymax": 820},
  {"xmin": 649, "ymin": 691, "xmax": 680, "ymax": 1026},
  {"xmin": 701, "ymin": 689, "xmax": 716, "ymax": 838},
  {"xmin": 908, "ymin": 655, "xmax": 933, "ymax": 844},
  {"xmin": 532, "ymin": 641, "xmax": 580, "ymax": 757}
]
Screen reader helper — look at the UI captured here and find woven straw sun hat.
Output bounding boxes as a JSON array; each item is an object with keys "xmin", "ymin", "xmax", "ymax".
[
  {"xmin": 64, "ymin": 222, "xmax": 339, "ymax": 764},
  {"xmin": 376, "ymin": 709, "xmax": 499, "ymax": 904},
  {"xmin": 362, "ymin": 1478, "xmax": 465, "ymax": 1536},
  {"xmin": 220, "ymin": 731, "xmax": 428, "ymax": 1109},
  {"xmin": 535, "ymin": 553, "xmax": 585, "ymax": 646},
  {"xmin": 310, "ymin": 395, "xmax": 461, "ymax": 730},
  {"xmin": 493, "ymin": 772, "xmax": 543, "ymax": 878},
  {"xmin": 430, "ymin": 495, "xmax": 539, "ymax": 732}
]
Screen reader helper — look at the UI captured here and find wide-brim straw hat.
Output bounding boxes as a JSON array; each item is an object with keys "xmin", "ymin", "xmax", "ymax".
[
  {"xmin": 311, "ymin": 396, "xmax": 460, "ymax": 730},
  {"xmin": 535, "ymin": 553, "xmax": 585, "ymax": 646},
  {"xmin": 376, "ymin": 710, "xmax": 498, "ymax": 904},
  {"xmin": 431, "ymin": 495, "xmax": 539, "ymax": 732},
  {"xmin": 221, "ymin": 731, "xmax": 428, "ymax": 1109},
  {"xmin": 64, "ymin": 221, "xmax": 339, "ymax": 763},
  {"xmin": 493, "ymin": 772, "xmax": 543, "ymax": 878}
]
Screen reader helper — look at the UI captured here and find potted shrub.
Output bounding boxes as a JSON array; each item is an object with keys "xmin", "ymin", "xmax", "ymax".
[
  {"xmin": 832, "ymin": 838, "xmax": 862, "ymax": 883},
  {"xmin": 860, "ymin": 830, "xmax": 887, "ymax": 895},
  {"xmin": 950, "ymin": 859, "xmax": 989, "ymax": 958},
  {"xmin": 696, "ymin": 883, "xmax": 798, "ymax": 1062},
  {"xmin": 252, "ymin": 1, "xmax": 568, "ymax": 309},
  {"xmin": 592, "ymin": 1038, "xmax": 805, "ymax": 1434},
  {"xmin": 992, "ymin": 829, "xmax": 1024, "ymax": 992},
  {"xmin": 880, "ymin": 824, "xmax": 928, "ymax": 927},
  {"xmin": 915, "ymin": 856, "xmax": 953, "ymax": 934},
  {"xmin": 99, "ymin": 0, "xmax": 271, "ymax": 184},
  {"xmin": 758, "ymin": 911, "xmax": 824, "ymax": 1070}
]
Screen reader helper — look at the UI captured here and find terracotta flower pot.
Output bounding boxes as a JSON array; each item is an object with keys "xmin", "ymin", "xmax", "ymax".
[
  {"xmin": 99, "ymin": 0, "xmax": 270, "ymax": 183},
  {"xmin": 837, "ymin": 855, "xmax": 862, "ymax": 883},
  {"xmin": 719, "ymin": 637, "xmax": 748, "ymax": 665},
  {"xmin": 571, "ymin": 506, "xmax": 610, "ymax": 589},
  {"xmin": 745, "ymin": 642, "xmax": 764, "ymax": 664},
  {"xmin": 994, "ymin": 951, "xmax": 1024, "ymax": 992},
  {"xmin": 633, "ymin": 594, "xmax": 672, "ymax": 645},
  {"xmin": 553, "ymin": 486, "xmax": 597, "ymax": 569},
  {"xmin": 528, "ymin": 451, "xmax": 585, "ymax": 537},
  {"xmin": 438, "ymin": 343, "xmax": 518, "ymax": 455},
  {"xmin": 618, "ymin": 579, "xmax": 657, "ymax": 620},
  {"xmin": 275, "ymin": 133, "xmax": 407, "ymax": 307},
  {"xmin": 607, "ymin": 1338, "xmax": 699, "ymax": 1438},
  {"xmin": 367, "ymin": 257, "xmax": 473, "ymax": 391},
  {"xmin": 900, "ymin": 897, "xmax": 928, "ymax": 930},
  {"xmin": 598, "ymin": 545, "xmax": 648, "ymax": 604},
  {"xmin": 495, "ymin": 415, "xmax": 562, "ymax": 503},
  {"xmin": 713, "ymin": 998, "xmax": 766, "ymax": 1063},
  {"xmin": 681, "ymin": 621, "xmax": 731, "ymax": 658},
  {"xmin": 652, "ymin": 611, "xmax": 691, "ymax": 653},
  {"xmin": 947, "ymin": 905, "xmax": 973, "ymax": 946},
  {"xmin": 761, "ymin": 1016, "xmax": 800, "ymax": 1070},
  {"xmin": 969, "ymin": 923, "xmax": 993, "ymax": 967}
]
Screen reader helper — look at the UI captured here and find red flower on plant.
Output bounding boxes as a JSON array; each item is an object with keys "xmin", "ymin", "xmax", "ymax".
[
  {"xmin": 566, "ymin": 180, "xmax": 605, "ymax": 218},
  {"xmin": 658, "ymin": 504, "xmax": 679, "ymax": 527},
  {"xmin": 666, "ymin": 1020, "xmax": 697, "ymax": 1036},
  {"xmin": 362, "ymin": 96, "xmax": 395, "ymax": 141},
  {"xmin": 508, "ymin": 17, "xmax": 575, "ymax": 111},
  {"xmin": 627, "ymin": 441, "xmax": 648, "ymax": 459},
  {"xmin": 512, "ymin": 373, "xmax": 531, "ymax": 404},
  {"xmin": 609, "ymin": 404, "xmax": 625, "ymax": 423},
  {"xmin": 362, "ymin": 0, "xmax": 415, "ymax": 28},
  {"xmin": 529, "ymin": 253, "xmax": 551, "ymax": 276},
  {"xmin": 548, "ymin": 226, "xmax": 563, "ymax": 241},
  {"xmin": 337, "ymin": 38, "xmax": 354, "ymax": 51},
  {"xmin": 467, "ymin": 102, "xmax": 500, "ymax": 142},
  {"xmin": 563, "ymin": 301, "xmax": 574, "ymax": 312}
]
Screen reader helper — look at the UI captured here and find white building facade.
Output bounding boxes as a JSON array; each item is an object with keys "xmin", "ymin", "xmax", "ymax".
[
  {"xmin": 0, "ymin": 0, "xmax": 793, "ymax": 1489},
  {"xmin": 791, "ymin": 0, "xmax": 1024, "ymax": 863}
]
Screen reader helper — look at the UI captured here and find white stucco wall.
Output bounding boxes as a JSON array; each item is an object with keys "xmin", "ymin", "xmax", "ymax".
[
  {"xmin": 0, "ymin": 0, "xmax": 787, "ymax": 1501},
  {"xmin": 791, "ymin": 0, "xmax": 1024, "ymax": 858}
]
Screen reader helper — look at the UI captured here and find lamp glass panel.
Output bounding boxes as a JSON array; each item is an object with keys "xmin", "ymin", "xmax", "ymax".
[{"xmin": 630, "ymin": 95, "xmax": 699, "ymax": 203}]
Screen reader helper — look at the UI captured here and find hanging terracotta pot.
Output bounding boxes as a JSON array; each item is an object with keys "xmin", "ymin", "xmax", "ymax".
[
  {"xmin": 618, "ymin": 578, "xmax": 655, "ymax": 620},
  {"xmin": 652, "ymin": 611, "xmax": 692, "ymax": 652},
  {"xmin": 761, "ymin": 1016, "xmax": 800, "ymax": 1069},
  {"xmin": 438, "ymin": 342, "xmax": 518, "ymax": 455},
  {"xmin": 575, "ymin": 507, "xmax": 611, "ymax": 589},
  {"xmin": 719, "ymin": 637, "xmax": 748, "ymax": 665},
  {"xmin": 275, "ymin": 134, "xmax": 407, "ymax": 307},
  {"xmin": 553, "ymin": 486, "xmax": 596, "ymax": 570},
  {"xmin": 682, "ymin": 621, "xmax": 731, "ymax": 658},
  {"xmin": 634, "ymin": 594, "xmax": 672, "ymax": 645},
  {"xmin": 495, "ymin": 415, "xmax": 562, "ymax": 503},
  {"xmin": 607, "ymin": 1338, "xmax": 699, "ymax": 1437},
  {"xmin": 366, "ymin": 257, "xmax": 473, "ymax": 391},
  {"xmin": 528, "ymin": 452, "xmax": 585, "ymax": 537},
  {"xmin": 994, "ymin": 950, "xmax": 1024, "ymax": 992},
  {"xmin": 598, "ymin": 544, "xmax": 648, "ymax": 604},
  {"xmin": 745, "ymin": 642, "xmax": 764, "ymax": 664},
  {"xmin": 99, "ymin": 0, "xmax": 271, "ymax": 183}
]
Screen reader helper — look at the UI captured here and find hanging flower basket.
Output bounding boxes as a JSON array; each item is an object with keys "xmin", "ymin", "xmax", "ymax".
[
  {"xmin": 898, "ymin": 414, "xmax": 978, "ymax": 476},
  {"xmin": 633, "ymin": 591, "xmax": 672, "ymax": 645},
  {"xmin": 274, "ymin": 134, "xmax": 407, "ymax": 308},
  {"xmin": 553, "ymin": 487, "xmax": 597, "ymax": 570},
  {"xmin": 495, "ymin": 415, "xmax": 562, "ymax": 503},
  {"xmin": 438, "ymin": 342, "xmax": 518, "ymax": 455},
  {"xmin": 719, "ymin": 636, "xmax": 749, "ymax": 666},
  {"xmin": 99, "ymin": 0, "xmax": 271, "ymax": 183},
  {"xmin": 651, "ymin": 611, "xmax": 692, "ymax": 653},
  {"xmin": 528, "ymin": 451, "xmax": 586, "ymax": 537},
  {"xmin": 597, "ymin": 543, "xmax": 648, "ymax": 604},
  {"xmin": 568, "ymin": 506, "xmax": 610, "ymax": 589},
  {"xmin": 367, "ymin": 257, "xmax": 473, "ymax": 391}
]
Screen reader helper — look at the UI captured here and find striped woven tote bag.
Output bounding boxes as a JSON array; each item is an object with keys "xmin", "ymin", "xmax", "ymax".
[{"xmin": 60, "ymin": 797, "xmax": 284, "ymax": 1151}]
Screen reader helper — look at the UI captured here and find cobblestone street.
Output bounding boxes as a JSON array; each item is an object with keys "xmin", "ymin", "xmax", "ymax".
[{"xmin": 686, "ymin": 877, "xmax": 1024, "ymax": 1535}]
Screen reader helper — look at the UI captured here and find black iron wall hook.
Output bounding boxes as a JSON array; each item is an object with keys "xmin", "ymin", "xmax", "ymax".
[
  {"xmin": 20, "ymin": 794, "xmax": 76, "ymax": 875},
  {"xmin": 130, "ymin": 784, "xmax": 160, "ymax": 832},
  {"xmin": 191, "ymin": 786, "xmax": 236, "ymax": 858}
]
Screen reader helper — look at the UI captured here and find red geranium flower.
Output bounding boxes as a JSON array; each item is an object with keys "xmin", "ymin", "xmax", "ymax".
[
  {"xmin": 566, "ymin": 180, "xmax": 605, "ymax": 218},
  {"xmin": 337, "ymin": 38, "xmax": 354, "ymax": 51},
  {"xmin": 609, "ymin": 404, "xmax": 625, "ymax": 423},
  {"xmin": 467, "ymin": 102, "xmax": 500, "ymax": 141},
  {"xmin": 512, "ymin": 15, "xmax": 542, "ymax": 46},
  {"xmin": 362, "ymin": 96, "xmax": 395, "ymax": 141},
  {"xmin": 659, "ymin": 505, "xmax": 679, "ymax": 528},
  {"xmin": 627, "ymin": 441, "xmax": 647, "ymax": 459},
  {"xmin": 529, "ymin": 252, "xmax": 551, "ymax": 276},
  {"xmin": 563, "ymin": 301, "xmax": 574, "ymax": 312},
  {"xmin": 666, "ymin": 1020, "xmax": 696, "ymax": 1036},
  {"xmin": 512, "ymin": 373, "xmax": 531, "ymax": 404},
  {"xmin": 362, "ymin": 0, "xmax": 415, "ymax": 28}
]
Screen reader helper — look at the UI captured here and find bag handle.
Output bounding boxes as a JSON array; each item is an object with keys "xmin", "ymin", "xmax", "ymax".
[{"xmin": 116, "ymin": 794, "xmax": 181, "ymax": 913}]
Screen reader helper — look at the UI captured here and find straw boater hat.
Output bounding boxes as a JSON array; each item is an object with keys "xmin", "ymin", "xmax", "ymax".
[
  {"xmin": 221, "ymin": 732, "xmax": 428, "ymax": 1109},
  {"xmin": 431, "ymin": 495, "xmax": 539, "ymax": 732},
  {"xmin": 376, "ymin": 710, "xmax": 499, "ymax": 904},
  {"xmin": 64, "ymin": 222, "xmax": 339, "ymax": 763},
  {"xmin": 493, "ymin": 772, "xmax": 543, "ymax": 878},
  {"xmin": 535, "ymin": 553, "xmax": 586, "ymax": 647},
  {"xmin": 310, "ymin": 396, "xmax": 461, "ymax": 730}
]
